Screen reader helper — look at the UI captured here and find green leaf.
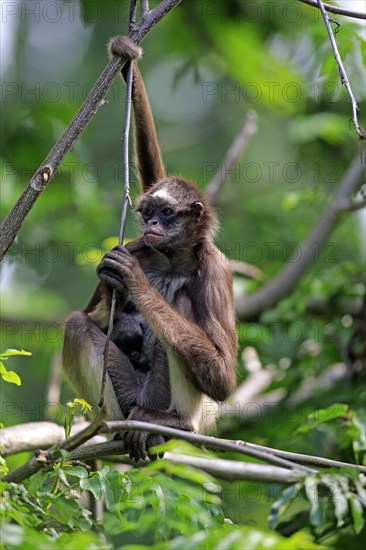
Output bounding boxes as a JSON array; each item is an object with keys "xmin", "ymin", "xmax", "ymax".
[
  {"xmin": 289, "ymin": 113, "xmax": 349, "ymax": 145},
  {"xmin": 322, "ymin": 475, "xmax": 348, "ymax": 528},
  {"xmin": 0, "ymin": 362, "xmax": 21, "ymax": 386},
  {"xmin": 305, "ymin": 477, "xmax": 322, "ymax": 529},
  {"xmin": 311, "ymin": 404, "xmax": 349, "ymax": 423},
  {"xmin": 73, "ymin": 398, "xmax": 92, "ymax": 414},
  {"xmin": 101, "ymin": 469, "xmax": 130, "ymax": 512},
  {"xmin": 80, "ymin": 474, "xmax": 103, "ymax": 500},
  {"xmin": 348, "ymin": 494, "xmax": 365, "ymax": 534},
  {"xmin": 67, "ymin": 466, "xmax": 88, "ymax": 479},
  {"xmin": 297, "ymin": 404, "xmax": 349, "ymax": 433},
  {"xmin": 269, "ymin": 483, "xmax": 300, "ymax": 530},
  {"xmin": 0, "ymin": 349, "xmax": 32, "ymax": 358}
]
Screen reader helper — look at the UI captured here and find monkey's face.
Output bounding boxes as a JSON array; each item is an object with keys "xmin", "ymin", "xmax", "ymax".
[
  {"xmin": 136, "ymin": 179, "xmax": 209, "ymax": 254},
  {"xmin": 139, "ymin": 199, "xmax": 183, "ymax": 251}
]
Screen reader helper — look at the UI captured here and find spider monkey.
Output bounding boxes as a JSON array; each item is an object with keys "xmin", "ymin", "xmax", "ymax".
[{"xmin": 62, "ymin": 36, "xmax": 237, "ymax": 461}]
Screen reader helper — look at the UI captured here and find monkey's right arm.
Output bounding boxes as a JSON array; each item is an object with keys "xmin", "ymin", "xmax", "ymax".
[{"xmin": 109, "ymin": 36, "xmax": 166, "ymax": 191}]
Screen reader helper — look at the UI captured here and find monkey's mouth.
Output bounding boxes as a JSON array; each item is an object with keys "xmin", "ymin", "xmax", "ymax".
[
  {"xmin": 144, "ymin": 231, "xmax": 165, "ymax": 245},
  {"xmin": 144, "ymin": 230, "xmax": 164, "ymax": 239}
]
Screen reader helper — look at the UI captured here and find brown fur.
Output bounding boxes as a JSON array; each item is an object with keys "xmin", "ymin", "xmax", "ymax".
[{"xmin": 62, "ymin": 36, "xmax": 237, "ymax": 461}]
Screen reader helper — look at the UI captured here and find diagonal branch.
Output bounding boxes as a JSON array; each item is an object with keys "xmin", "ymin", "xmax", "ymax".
[
  {"xmin": 235, "ymin": 155, "xmax": 364, "ymax": 320},
  {"xmin": 316, "ymin": 0, "xmax": 366, "ymax": 140},
  {"xmin": 206, "ymin": 110, "xmax": 258, "ymax": 205},
  {"xmin": 0, "ymin": 0, "xmax": 183, "ymax": 261},
  {"xmin": 298, "ymin": 0, "xmax": 366, "ymax": 20}
]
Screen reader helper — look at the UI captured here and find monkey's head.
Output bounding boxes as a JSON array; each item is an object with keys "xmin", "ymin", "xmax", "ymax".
[{"xmin": 136, "ymin": 177, "xmax": 217, "ymax": 254}]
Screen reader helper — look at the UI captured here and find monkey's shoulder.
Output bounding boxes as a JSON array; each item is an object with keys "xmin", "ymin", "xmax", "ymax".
[{"xmin": 197, "ymin": 244, "xmax": 233, "ymax": 283}]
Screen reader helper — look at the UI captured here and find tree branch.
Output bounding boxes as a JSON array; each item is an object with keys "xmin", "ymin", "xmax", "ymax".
[
  {"xmin": 229, "ymin": 259, "xmax": 263, "ymax": 279},
  {"xmin": 316, "ymin": 0, "xmax": 366, "ymax": 140},
  {"xmin": 103, "ymin": 420, "xmax": 316, "ymax": 473},
  {"xmin": 338, "ymin": 195, "xmax": 366, "ymax": 213},
  {"xmin": 0, "ymin": 421, "xmax": 105, "ymax": 457},
  {"xmin": 235, "ymin": 156, "xmax": 364, "ymax": 320},
  {"xmin": 141, "ymin": 0, "xmax": 149, "ymax": 19},
  {"xmin": 69, "ymin": 442, "xmax": 302, "ymax": 483},
  {"xmin": 205, "ymin": 111, "xmax": 258, "ymax": 206},
  {"xmin": 298, "ymin": 0, "xmax": 366, "ymax": 20},
  {"xmin": 3, "ymin": 417, "xmax": 365, "ymax": 484},
  {"xmin": 0, "ymin": 0, "xmax": 183, "ymax": 261},
  {"xmin": 1, "ymin": 408, "xmax": 107, "ymax": 484}
]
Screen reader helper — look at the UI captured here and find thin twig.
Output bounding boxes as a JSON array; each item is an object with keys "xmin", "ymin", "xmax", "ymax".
[
  {"xmin": 141, "ymin": 0, "xmax": 149, "ymax": 19},
  {"xmin": 298, "ymin": 0, "xmax": 366, "ymax": 20},
  {"xmin": 316, "ymin": 0, "xmax": 366, "ymax": 140},
  {"xmin": 206, "ymin": 110, "xmax": 258, "ymax": 205},
  {"xmin": 0, "ymin": 0, "xmax": 183, "ymax": 261},
  {"xmin": 99, "ymin": 1, "xmax": 136, "ymax": 408}
]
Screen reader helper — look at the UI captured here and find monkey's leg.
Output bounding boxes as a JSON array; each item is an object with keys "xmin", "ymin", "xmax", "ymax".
[{"xmin": 63, "ymin": 311, "xmax": 143, "ymax": 419}]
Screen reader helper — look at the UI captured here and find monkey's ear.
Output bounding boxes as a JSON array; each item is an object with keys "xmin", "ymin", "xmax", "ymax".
[{"xmin": 191, "ymin": 201, "xmax": 204, "ymax": 219}]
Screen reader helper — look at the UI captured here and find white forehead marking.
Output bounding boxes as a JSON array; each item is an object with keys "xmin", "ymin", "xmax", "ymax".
[{"xmin": 152, "ymin": 188, "xmax": 177, "ymax": 203}]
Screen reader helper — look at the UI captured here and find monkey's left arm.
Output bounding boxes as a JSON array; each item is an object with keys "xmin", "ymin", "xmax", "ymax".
[{"xmin": 97, "ymin": 246, "xmax": 237, "ymax": 402}]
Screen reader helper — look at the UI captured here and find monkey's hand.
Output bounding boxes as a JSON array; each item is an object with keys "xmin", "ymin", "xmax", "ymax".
[
  {"xmin": 97, "ymin": 245, "xmax": 145, "ymax": 292},
  {"xmin": 108, "ymin": 36, "xmax": 142, "ymax": 62},
  {"xmin": 124, "ymin": 406, "xmax": 166, "ymax": 462}
]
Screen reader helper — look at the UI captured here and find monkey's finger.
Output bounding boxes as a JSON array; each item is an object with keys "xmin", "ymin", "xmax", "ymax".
[
  {"xmin": 97, "ymin": 260, "xmax": 126, "ymax": 280},
  {"xmin": 131, "ymin": 432, "xmax": 148, "ymax": 462},
  {"xmin": 147, "ymin": 435, "xmax": 165, "ymax": 461},
  {"xmin": 97, "ymin": 270, "xmax": 123, "ymax": 290},
  {"xmin": 124, "ymin": 431, "xmax": 148, "ymax": 462},
  {"xmin": 98, "ymin": 257, "xmax": 124, "ymax": 270},
  {"xmin": 103, "ymin": 253, "xmax": 136, "ymax": 271},
  {"xmin": 111, "ymin": 244, "xmax": 130, "ymax": 255},
  {"xmin": 99, "ymin": 256, "xmax": 135, "ymax": 275}
]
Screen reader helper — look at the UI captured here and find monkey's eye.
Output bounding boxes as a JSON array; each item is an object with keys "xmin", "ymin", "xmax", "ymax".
[
  {"xmin": 144, "ymin": 207, "xmax": 153, "ymax": 217},
  {"xmin": 162, "ymin": 208, "xmax": 173, "ymax": 216}
]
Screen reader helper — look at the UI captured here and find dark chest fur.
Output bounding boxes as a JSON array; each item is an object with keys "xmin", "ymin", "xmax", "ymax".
[{"xmin": 115, "ymin": 261, "xmax": 192, "ymax": 373}]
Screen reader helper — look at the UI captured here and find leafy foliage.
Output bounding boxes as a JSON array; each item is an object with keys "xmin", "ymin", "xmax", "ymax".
[
  {"xmin": 0, "ymin": 458, "xmax": 329, "ymax": 549},
  {"xmin": 1, "ymin": 0, "xmax": 365, "ymax": 548}
]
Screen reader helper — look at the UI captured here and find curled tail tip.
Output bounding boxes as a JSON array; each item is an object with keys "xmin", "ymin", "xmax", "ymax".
[{"xmin": 108, "ymin": 35, "xmax": 142, "ymax": 60}]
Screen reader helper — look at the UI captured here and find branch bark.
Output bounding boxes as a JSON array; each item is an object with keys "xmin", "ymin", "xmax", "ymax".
[
  {"xmin": 0, "ymin": 0, "xmax": 183, "ymax": 261},
  {"xmin": 3, "ymin": 417, "xmax": 365, "ymax": 484},
  {"xmin": 1, "ymin": 409, "xmax": 107, "ymax": 484},
  {"xmin": 70, "ymin": 443, "xmax": 302, "ymax": 483},
  {"xmin": 206, "ymin": 111, "xmax": 258, "ymax": 205},
  {"xmin": 298, "ymin": 0, "xmax": 366, "ymax": 20},
  {"xmin": 316, "ymin": 0, "xmax": 366, "ymax": 140},
  {"xmin": 235, "ymin": 156, "xmax": 364, "ymax": 320}
]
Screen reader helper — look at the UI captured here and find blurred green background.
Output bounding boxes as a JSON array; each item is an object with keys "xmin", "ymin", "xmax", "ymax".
[{"xmin": 1, "ymin": 0, "xmax": 365, "ymax": 545}]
